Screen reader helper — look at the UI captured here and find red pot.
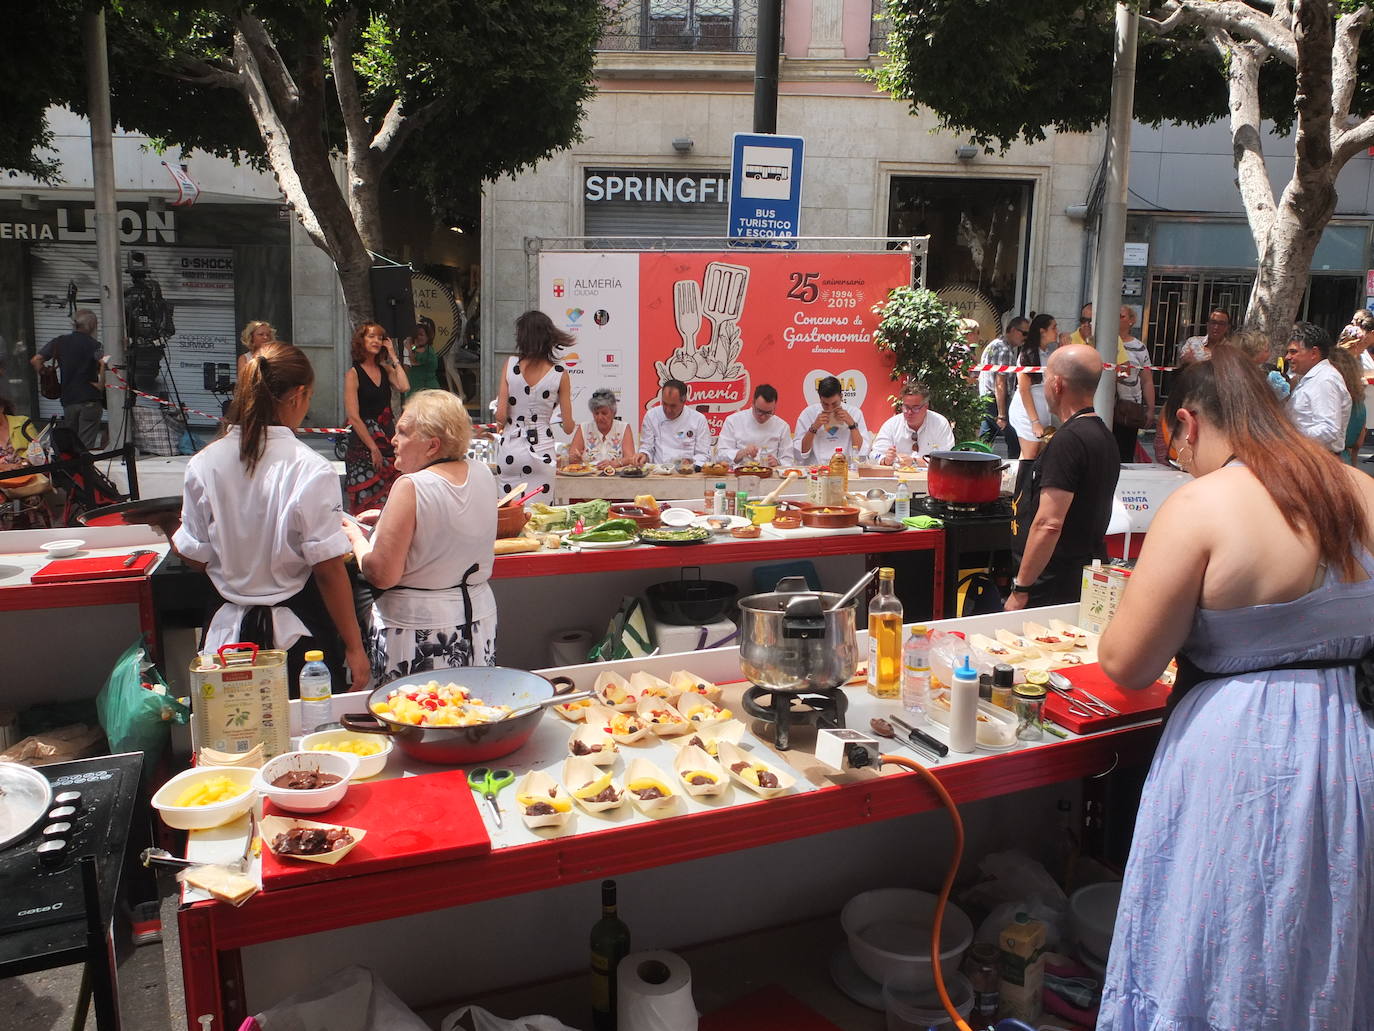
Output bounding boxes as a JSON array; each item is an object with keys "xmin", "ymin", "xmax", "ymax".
[{"xmin": 926, "ymin": 451, "xmax": 1005, "ymax": 504}]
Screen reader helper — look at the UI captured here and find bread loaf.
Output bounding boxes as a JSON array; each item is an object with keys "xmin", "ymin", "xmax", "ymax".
[{"xmin": 494, "ymin": 537, "xmax": 541, "ymax": 556}]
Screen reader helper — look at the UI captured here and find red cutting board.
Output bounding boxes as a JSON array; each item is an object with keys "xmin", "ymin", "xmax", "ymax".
[
  {"xmin": 30, "ymin": 551, "xmax": 159, "ymax": 582},
  {"xmin": 1043, "ymin": 662, "xmax": 1172, "ymax": 734},
  {"xmin": 261, "ymin": 769, "xmax": 490, "ymax": 890}
]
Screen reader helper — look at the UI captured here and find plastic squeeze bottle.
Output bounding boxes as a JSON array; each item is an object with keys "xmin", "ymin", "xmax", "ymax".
[{"xmin": 948, "ymin": 655, "xmax": 979, "ymax": 753}]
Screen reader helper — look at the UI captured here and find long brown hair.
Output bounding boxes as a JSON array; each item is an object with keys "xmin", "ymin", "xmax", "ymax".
[
  {"xmin": 1165, "ymin": 345, "xmax": 1370, "ymax": 581},
  {"xmin": 350, "ymin": 322, "xmax": 385, "ymax": 364},
  {"xmin": 230, "ymin": 342, "xmax": 314, "ymax": 474},
  {"xmin": 514, "ymin": 310, "xmax": 572, "ymax": 363}
]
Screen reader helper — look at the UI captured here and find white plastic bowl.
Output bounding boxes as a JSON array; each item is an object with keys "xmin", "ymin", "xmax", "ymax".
[
  {"xmin": 254, "ymin": 750, "xmax": 359, "ymax": 814},
  {"xmin": 152, "ymin": 766, "xmax": 257, "ymax": 830},
  {"xmin": 300, "ymin": 729, "xmax": 393, "ymax": 779},
  {"xmin": 1070, "ymin": 880, "xmax": 1122, "ymax": 962},
  {"xmin": 659, "ymin": 507, "xmax": 696, "ymax": 527},
  {"xmin": 883, "ymin": 973, "xmax": 973, "ymax": 1031},
  {"xmin": 841, "ymin": 888, "xmax": 974, "ymax": 992},
  {"xmin": 41, "ymin": 539, "xmax": 86, "ymax": 558}
]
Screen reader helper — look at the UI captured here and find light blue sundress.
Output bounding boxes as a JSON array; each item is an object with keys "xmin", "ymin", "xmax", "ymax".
[{"xmin": 1098, "ymin": 547, "xmax": 1374, "ymax": 1030}]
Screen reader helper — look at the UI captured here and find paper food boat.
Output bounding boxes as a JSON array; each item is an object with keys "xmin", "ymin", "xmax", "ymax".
[
  {"xmin": 666, "ymin": 718, "xmax": 746, "ymax": 758},
  {"xmin": 563, "ymin": 755, "xmax": 625, "ymax": 813},
  {"xmin": 967, "ymin": 633, "xmax": 1022, "ymax": 664},
  {"xmin": 1048, "ymin": 618, "xmax": 1094, "ymax": 649},
  {"xmin": 1022, "ymin": 621, "xmax": 1076, "ymax": 653},
  {"xmin": 995, "ymin": 627, "xmax": 1041, "ymax": 659},
  {"xmin": 552, "ymin": 693, "xmax": 595, "ymax": 722},
  {"xmin": 514, "ymin": 770, "xmax": 574, "ymax": 829},
  {"xmin": 629, "ymin": 671, "xmax": 674, "ymax": 700},
  {"xmin": 716, "ymin": 741, "xmax": 795, "ymax": 799},
  {"xmin": 637, "ymin": 697, "xmax": 692, "ymax": 736},
  {"xmin": 586, "ymin": 703, "xmax": 651, "ymax": 744},
  {"xmin": 674, "ymin": 693, "xmax": 733, "ymax": 727},
  {"xmin": 594, "ymin": 671, "xmax": 637, "ymax": 711},
  {"xmin": 668, "ymin": 670, "xmax": 723, "ymax": 705},
  {"xmin": 624, "ymin": 758, "xmax": 678, "ymax": 813},
  {"xmin": 568, "ymin": 724, "xmax": 618, "ymax": 766},
  {"xmin": 259, "ymin": 815, "xmax": 365, "ymax": 865},
  {"xmin": 673, "ymin": 745, "xmax": 729, "ymax": 797}
]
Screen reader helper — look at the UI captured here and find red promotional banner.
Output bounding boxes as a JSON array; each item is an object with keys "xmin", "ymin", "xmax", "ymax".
[{"xmin": 636, "ymin": 252, "xmax": 911, "ymax": 439}]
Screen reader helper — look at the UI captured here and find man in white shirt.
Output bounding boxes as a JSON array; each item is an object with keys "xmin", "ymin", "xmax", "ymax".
[
  {"xmin": 1178, "ymin": 309, "xmax": 1231, "ymax": 365},
  {"xmin": 715, "ymin": 384, "xmax": 794, "ymax": 465},
  {"xmin": 793, "ymin": 375, "xmax": 869, "ymax": 463},
  {"xmin": 869, "ymin": 380, "xmax": 955, "ymax": 466},
  {"xmin": 1285, "ymin": 322, "xmax": 1351, "ymax": 454},
  {"xmin": 637, "ymin": 379, "xmax": 711, "ymax": 465}
]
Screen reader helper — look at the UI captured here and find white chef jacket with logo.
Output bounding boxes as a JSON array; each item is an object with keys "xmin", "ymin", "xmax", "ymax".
[{"xmin": 639, "ymin": 405, "xmax": 711, "ymax": 464}]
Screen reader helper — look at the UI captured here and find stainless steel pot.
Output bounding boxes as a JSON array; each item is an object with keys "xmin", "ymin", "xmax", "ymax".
[
  {"xmin": 737, "ymin": 577, "xmax": 858, "ymax": 693},
  {"xmin": 341, "ymin": 667, "xmax": 575, "ymax": 765}
]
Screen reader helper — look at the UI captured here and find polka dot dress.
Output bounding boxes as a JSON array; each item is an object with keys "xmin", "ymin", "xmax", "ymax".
[{"xmin": 498, "ymin": 356, "xmax": 565, "ymax": 499}]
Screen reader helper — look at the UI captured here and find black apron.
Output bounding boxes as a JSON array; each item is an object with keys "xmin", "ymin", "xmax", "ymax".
[
  {"xmin": 202, "ymin": 574, "xmax": 343, "ymax": 697},
  {"xmin": 375, "ymin": 562, "xmax": 484, "ymax": 666},
  {"xmin": 1169, "ymin": 649, "xmax": 1374, "ymax": 720}
]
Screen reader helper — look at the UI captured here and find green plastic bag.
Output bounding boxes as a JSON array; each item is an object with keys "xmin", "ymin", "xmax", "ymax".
[
  {"xmin": 588, "ymin": 596, "xmax": 656, "ymax": 663},
  {"xmin": 95, "ymin": 642, "xmax": 190, "ymax": 764}
]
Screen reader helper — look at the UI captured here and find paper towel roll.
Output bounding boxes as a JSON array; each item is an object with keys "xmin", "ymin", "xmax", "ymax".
[
  {"xmin": 617, "ymin": 950, "xmax": 697, "ymax": 1031},
  {"xmin": 549, "ymin": 628, "xmax": 593, "ymax": 667}
]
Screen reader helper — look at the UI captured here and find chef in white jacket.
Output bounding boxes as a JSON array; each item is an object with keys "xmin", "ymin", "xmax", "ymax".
[
  {"xmin": 714, "ymin": 384, "xmax": 795, "ymax": 465},
  {"xmin": 637, "ymin": 378, "xmax": 711, "ymax": 465},
  {"xmin": 869, "ymin": 380, "xmax": 956, "ymax": 466}
]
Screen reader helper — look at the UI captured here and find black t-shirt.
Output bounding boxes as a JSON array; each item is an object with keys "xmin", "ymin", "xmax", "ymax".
[
  {"xmin": 1012, "ymin": 410, "xmax": 1120, "ymax": 571},
  {"xmin": 39, "ymin": 331, "xmax": 104, "ymax": 405}
]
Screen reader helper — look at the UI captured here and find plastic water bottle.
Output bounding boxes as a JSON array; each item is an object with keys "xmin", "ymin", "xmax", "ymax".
[
  {"xmin": 902, "ymin": 624, "xmax": 930, "ymax": 718},
  {"xmin": 893, "ymin": 480, "xmax": 911, "ymax": 521},
  {"xmin": 298, "ymin": 651, "xmax": 333, "ymax": 734}
]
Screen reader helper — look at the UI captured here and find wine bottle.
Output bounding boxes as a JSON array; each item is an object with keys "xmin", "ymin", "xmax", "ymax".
[{"xmin": 591, "ymin": 879, "xmax": 631, "ymax": 1030}]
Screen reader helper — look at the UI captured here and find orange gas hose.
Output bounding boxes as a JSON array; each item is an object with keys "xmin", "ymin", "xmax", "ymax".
[{"xmin": 881, "ymin": 754, "xmax": 977, "ymax": 1031}]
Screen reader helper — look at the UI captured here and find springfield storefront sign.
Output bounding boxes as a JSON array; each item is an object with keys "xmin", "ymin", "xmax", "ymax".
[{"xmin": 537, "ymin": 250, "xmax": 911, "ymax": 438}]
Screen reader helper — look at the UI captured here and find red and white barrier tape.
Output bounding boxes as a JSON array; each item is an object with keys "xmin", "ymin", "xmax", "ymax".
[
  {"xmin": 105, "ymin": 374, "xmax": 348, "ymax": 435},
  {"xmin": 969, "ymin": 362, "xmax": 1177, "ymax": 374}
]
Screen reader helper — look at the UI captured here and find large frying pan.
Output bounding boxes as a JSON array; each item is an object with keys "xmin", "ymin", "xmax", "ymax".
[
  {"xmin": 78, "ymin": 496, "xmax": 182, "ymax": 529},
  {"xmin": 341, "ymin": 667, "xmax": 576, "ymax": 765}
]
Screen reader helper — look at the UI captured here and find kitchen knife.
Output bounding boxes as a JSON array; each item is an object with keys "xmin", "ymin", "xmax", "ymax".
[
  {"xmin": 888, "ymin": 713, "xmax": 950, "ymax": 758},
  {"xmin": 122, "ymin": 549, "xmax": 154, "ymax": 568}
]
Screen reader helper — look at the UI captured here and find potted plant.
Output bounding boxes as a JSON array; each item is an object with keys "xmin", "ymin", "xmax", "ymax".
[{"xmin": 871, "ymin": 287, "xmax": 980, "ymax": 443}]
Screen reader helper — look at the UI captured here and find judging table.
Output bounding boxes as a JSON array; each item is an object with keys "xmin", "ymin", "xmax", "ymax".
[
  {"xmin": 550, "ymin": 470, "xmax": 931, "ymax": 505},
  {"xmin": 175, "ymin": 604, "xmax": 1163, "ymax": 1029}
]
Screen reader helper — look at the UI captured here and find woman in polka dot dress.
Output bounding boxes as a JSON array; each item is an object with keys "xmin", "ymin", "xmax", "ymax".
[{"xmin": 494, "ymin": 311, "xmax": 574, "ymax": 499}]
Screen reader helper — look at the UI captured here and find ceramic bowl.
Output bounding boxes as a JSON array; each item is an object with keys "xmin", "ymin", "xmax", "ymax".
[
  {"xmin": 300, "ymin": 729, "xmax": 393, "ymax": 779},
  {"xmin": 41, "ymin": 539, "xmax": 86, "ymax": 558},
  {"xmin": 254, "ymin": 750, "xmax": 358, "ymax": 814},
  {"xmin": 1070, "ymin": 880, "xmax": 1122, "ymax": 962},
  {"xmin": 841, "ymin": 888, "xmax": 974, "ymax": 992}
]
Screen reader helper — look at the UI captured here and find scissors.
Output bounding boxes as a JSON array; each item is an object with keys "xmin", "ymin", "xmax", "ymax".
[{"xmin": 466, "ymin": 767, "xmax": 514, "ymax": 829}]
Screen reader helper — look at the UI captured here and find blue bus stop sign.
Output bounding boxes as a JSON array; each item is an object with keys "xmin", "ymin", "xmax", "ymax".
[{"xmin": 728, "ymin": 133, "xmax": 804, "ymax": 248}]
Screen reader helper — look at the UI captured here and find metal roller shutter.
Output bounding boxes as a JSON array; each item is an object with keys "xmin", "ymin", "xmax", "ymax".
[{"xmin": 31, "ymin": 243, "xmax": 237, "ymax": 428}]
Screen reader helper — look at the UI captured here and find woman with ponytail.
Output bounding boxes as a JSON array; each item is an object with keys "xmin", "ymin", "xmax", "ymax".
[
  {"xmin": 174, "ymin": 342, "xmax": 370, "ymax": 691},
  {"xmin": 1096, "ymin": 345, "xmax": 1374, "ymax": 1029}
]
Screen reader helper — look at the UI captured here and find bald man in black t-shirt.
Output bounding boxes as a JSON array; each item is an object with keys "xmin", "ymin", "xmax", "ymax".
[{"xmin": 1007, "ymin": 344, "xmax": 1121, "ymax": 610}]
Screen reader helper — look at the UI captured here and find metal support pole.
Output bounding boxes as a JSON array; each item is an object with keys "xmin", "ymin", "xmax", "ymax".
[
  {"xmin": 752, "ymin": 0, "xmax": 782, "ymax": 133},
  {"xmin": 1091, "ymin": 4, "xmax": 1139, "ymax": 421},
  {"xmin": 82, "ymin": 11, "xmax": 128, "ymax": 464}
]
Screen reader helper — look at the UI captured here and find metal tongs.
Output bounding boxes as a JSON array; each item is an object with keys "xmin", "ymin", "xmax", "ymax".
[
  {"xmin": 141, "ymin": 811, "xmax": 258, "ymax": 874},
  {"xmin": 1045, "ymin": 671, "xmax": 1119, "ymax": 717}
]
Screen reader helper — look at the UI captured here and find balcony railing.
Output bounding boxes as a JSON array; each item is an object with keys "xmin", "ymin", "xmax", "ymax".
[
  {"xmin": 870, "ymin": 0, "xmax": 891, "ymax": 55},
  {"xmin": 599, "ymin": 0, "xmax": 760, "ymax": 54}
]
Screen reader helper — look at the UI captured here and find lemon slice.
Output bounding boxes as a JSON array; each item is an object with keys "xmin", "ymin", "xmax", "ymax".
[
  {"xmin": 574, "ymin": 771, "xmax": 614, "ymax": 800},
  {"xmin": 627, "ymin": 778, "xmax": 673, "ymax": 795},
  {"xmin": 1024, "ymin": 669, "xmax": 1050, "ymax": 686},
  {"xmin": 517, "ymin": 792, "xmax": 572, "ymax": 813}
]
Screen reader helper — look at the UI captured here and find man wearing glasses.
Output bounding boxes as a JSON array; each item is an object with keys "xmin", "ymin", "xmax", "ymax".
[
  {"xmin": 1178, "ymin": 309, "xmax": 1232, "ymax": 365},
  {"xmin": 794, "ymin": 375, "xmax": 869, "ymax": 463},
  {"xmin": 1285, "ymin": 322, "xmax": 1350, "ymax": 455},
  {"xmin": 715, "ymin": 384, "xmax": 795, "ymax": 465},
  {"xmin": 869, "ymin": 380, "xmax": 955, "ymax": 466}
]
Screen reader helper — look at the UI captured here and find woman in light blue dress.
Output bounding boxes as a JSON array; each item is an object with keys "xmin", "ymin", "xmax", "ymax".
[{"xmin": 1098, "ymin": 348, "xmax": 1374, "ymax": 1030}]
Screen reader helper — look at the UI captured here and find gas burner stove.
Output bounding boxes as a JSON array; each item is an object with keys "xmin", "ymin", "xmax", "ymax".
[
  {"xmin": 741, "ymin": 684, "xmax": 848, "ymax": 751},
  {"xmin": 0, "ymin": 754, "xmax": 141, "ymax": 937},
  {"xmin": 916, "ymin": 495, "xmax": 1013, "ymax": 522}
]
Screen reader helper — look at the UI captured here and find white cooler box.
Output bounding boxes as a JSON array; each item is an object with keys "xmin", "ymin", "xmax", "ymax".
[{"xmin": 645, "ymin": 613, "xmax": 739, "ymax": 656}]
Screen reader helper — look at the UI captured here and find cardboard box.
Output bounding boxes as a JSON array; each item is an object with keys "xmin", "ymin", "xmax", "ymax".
[
  {"xmin": 1078, "ymin": 560, "xmax": 1133, "ymax": 636},
  {"xmin": 189, "ymin": 646, "xmax": 291, "ymax": 759}
]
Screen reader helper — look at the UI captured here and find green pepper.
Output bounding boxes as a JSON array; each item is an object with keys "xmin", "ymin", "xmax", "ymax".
[
  {"xmin": 584, "ymin": 518, "xmax": 638, "ymax": 536},
  {"xmin": 569, "ymin": 529, "xmax": 635, "ymax": 543}
]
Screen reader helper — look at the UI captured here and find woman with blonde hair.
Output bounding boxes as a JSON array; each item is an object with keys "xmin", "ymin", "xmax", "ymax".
[
  {"xmin": 174, "ymin": 342, "xmax": 369, "ymax": 691},
  {"xmin": 1097, "ymin": 347, "xmax": 1374, "ymax": 1029},
  {"xmin": 344, "ymin": 321, "xmax": 409, "ymax": 514},
  {"xmin": 343, "ymin": 390, "xmax": 499, "ymax": 681},
  {"xmin": 236, "ymin": 320, "xmax": 276, "ymax": 376},
  {"xmin": 1231, "ymin": 329, "xmax": 1290, "ymax": 400},
  {"xmin": 1328, "ymin": 344, "xmax": 1367, "ymax": 464}
]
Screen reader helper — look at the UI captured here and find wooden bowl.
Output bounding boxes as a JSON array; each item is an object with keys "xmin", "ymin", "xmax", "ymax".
[
  {"xmin": 496, "ymin": 504, "xmax": 528, "ymax": 539},
  {"xmin": 798, "ymin": 504, "xmax": 861, "ymax": 529},
  {"xmin": 609, "ymin": 503, "xmax": 662, "ymax": 530}
]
